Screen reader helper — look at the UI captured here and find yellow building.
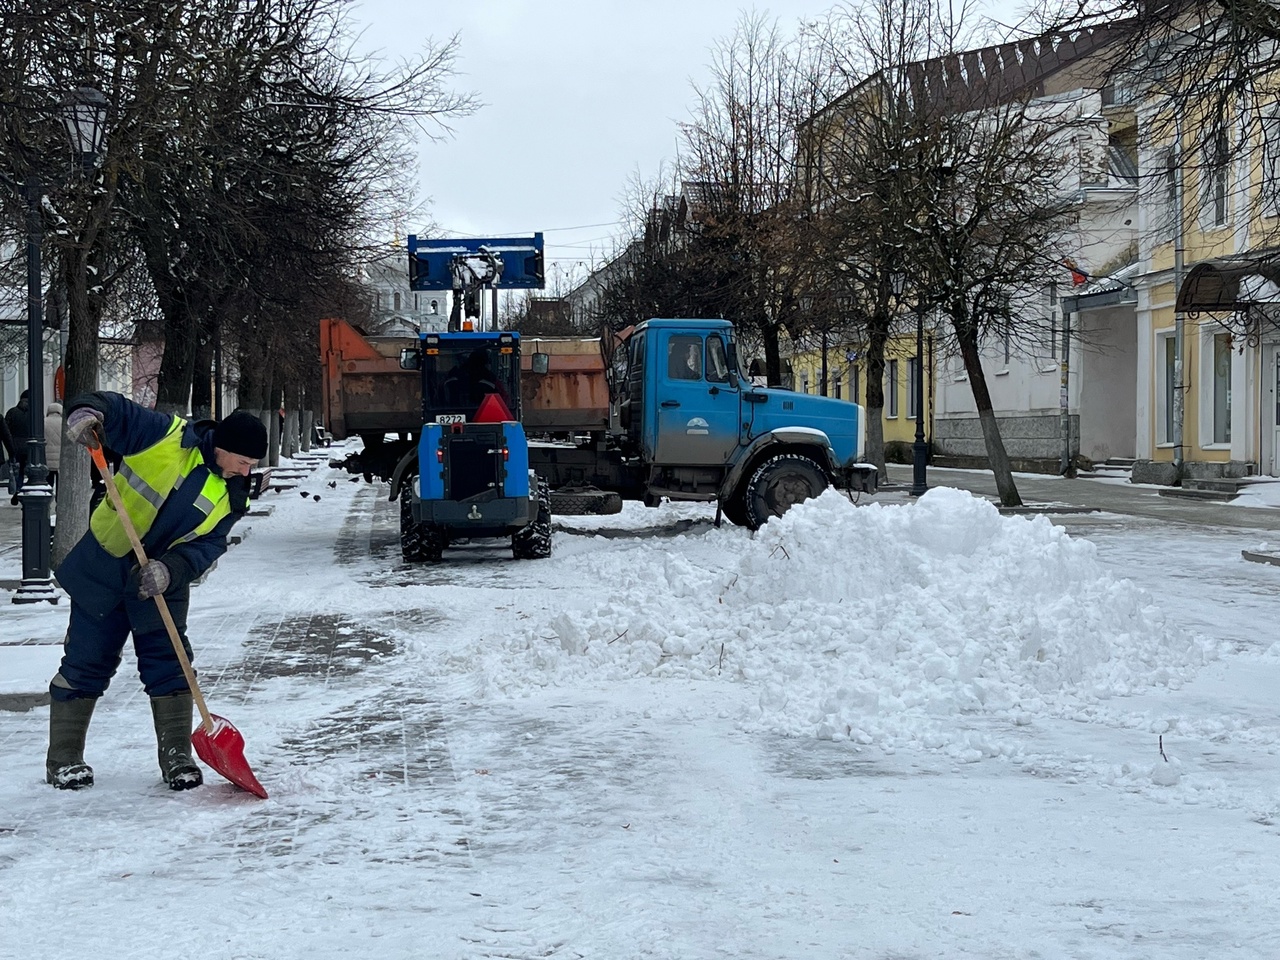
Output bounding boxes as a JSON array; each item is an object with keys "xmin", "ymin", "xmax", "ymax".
[
  {"xmin": 1135, "ymin": 83, "xmax": 1280, "ymax": 479},
  {"xmin": 788, "ymin": 332, "xmax": 931, "ymax": 447}
]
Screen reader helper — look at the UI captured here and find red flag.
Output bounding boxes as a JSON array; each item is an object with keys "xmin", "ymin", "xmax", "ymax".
[{"xmin": 1064, "ymin": 259, "xmax": 1088, "ymax": 286}]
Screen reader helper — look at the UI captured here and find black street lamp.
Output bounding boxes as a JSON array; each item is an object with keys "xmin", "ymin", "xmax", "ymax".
[
  {"xmin": 7, "ymin": 85, "xmax": 108, "ymax": 604},
  {"xmin": 890, "ymin": 270, "xmax": 929, "ymax": 498}
]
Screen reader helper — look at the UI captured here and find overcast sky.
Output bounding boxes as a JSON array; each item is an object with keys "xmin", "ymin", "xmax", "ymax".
[{"xmin": 348, "ymin": 1, "xmax": 1019, "ymax": 289}]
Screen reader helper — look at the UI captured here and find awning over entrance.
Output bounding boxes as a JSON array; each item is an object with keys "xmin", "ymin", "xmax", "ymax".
[
  {"xmin": 1176, "ymin": 250, "xmax": 1280, "ymax": 311},
  {"xmin": 1060, "ymin": 261, "xmax": 1139, "ymax": 314}
]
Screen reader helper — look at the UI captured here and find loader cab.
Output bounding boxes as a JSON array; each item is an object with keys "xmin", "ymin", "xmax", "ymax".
[{"xmin": 414, "ymin": 331, "xmax": 522, "ymax": 424}]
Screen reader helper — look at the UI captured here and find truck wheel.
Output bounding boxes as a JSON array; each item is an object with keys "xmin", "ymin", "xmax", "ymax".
[
  {"xmin": 400, "ymin": 484, "xmax": 444, "ymax": 562},
  {"xmin": 720, "ymin": 491, "xmax": 751, "ymax": 527},
  {"xmin": 513, "ymin": 476, "xmax": 553, "ymax": 560},
  {"xmin": 550, "ymin": 489, "xmax": 623, "ymax": 515},
  {"xmin": 744, "ymin": 454, "xmax": 828, "ymax": 529}
]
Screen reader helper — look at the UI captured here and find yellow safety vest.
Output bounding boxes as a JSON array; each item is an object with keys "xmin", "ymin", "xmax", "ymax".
[{"xmin": 90, "ymin": 416, "xmax": 232, "ymax": 559}]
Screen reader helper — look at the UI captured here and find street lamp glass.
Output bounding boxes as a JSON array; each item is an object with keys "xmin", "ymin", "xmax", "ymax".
[
  {"xmin": 60, "ymin": 86, "xmax": 108, "ymax": 165},
  {"xmin": 891, "ymin": 272, "xmax": 905, "ymax": 297}
]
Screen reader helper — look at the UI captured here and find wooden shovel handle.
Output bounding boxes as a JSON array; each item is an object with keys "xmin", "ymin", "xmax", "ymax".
[{"xmin": 88, "ymin": 441, "xmax": 214, "ymax": 733}]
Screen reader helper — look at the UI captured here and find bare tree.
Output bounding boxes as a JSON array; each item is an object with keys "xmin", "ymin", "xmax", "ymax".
[
  {"xmin": 677, "ymin": 11, "xmax": 843, "ymax": 387},
  {"xmin": 810, "ymin": 0, "xmax": 1114, "ymax": 504},
  {"xmin": 0, "ymin": 0, "xmax": 474, "ymax": 561}
]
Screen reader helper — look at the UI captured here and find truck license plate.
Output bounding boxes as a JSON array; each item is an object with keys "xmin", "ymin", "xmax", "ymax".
[{"xmin": 436, "ymin": 414, "xmax": 467, "ymax": 424}]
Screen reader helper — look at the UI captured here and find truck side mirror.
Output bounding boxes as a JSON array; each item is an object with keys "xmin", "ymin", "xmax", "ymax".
[
  {"xmin": 725, "ymin": 341, "xmax": 742, "ymax": 390},
  {"xmin": 399, "ymin": 348, "xmax": 420, "ymax": 370},
  {"xmin": 531, "ymin": 352, "xmax": 550, "ymax": 375}
]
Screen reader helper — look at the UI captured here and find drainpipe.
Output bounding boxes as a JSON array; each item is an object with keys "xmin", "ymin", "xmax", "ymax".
[
  {"xmin": 1172, "ymin": 108, "xmax": 1186, "ymax": 477},
  {"xmin": 1060, "ymin": 301, "xmax": 1073, "ymax": 475}
]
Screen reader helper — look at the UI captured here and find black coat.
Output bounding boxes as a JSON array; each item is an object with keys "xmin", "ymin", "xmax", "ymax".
[
  {"xmin": 5, "ymin": 399, "xmax": 30, "ymax": 456},
  {"xmin": 0, "ymin": 412, "xmax": 14, "ymax": 461}
]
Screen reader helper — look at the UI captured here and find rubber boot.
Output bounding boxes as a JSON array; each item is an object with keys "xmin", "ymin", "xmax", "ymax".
[
  {"xmin": 46, "ymin": 698, "xmax": 97, "ymax": 790},
  {"xmin": 150, "ymin": 692, "xmax": 203, "ymax": 791}
]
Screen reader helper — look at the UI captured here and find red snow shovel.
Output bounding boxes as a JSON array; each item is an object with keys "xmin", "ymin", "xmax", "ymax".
[{"xmin": 89, "ymin": 442, "xmax": 269, "ymax": 799}]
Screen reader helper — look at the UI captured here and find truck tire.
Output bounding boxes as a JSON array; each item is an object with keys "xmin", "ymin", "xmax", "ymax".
[
  {"xmin": 400, "ymin": 484, "xmax": 445, "ymax": 562},
  {"xmin": 550, "ymin": 489, "xmax": 623, "ymax": 515},
  {"xmin": 512, "ymin": 476, "xmax": 553, "ymax": 560},
  {"xmin": 720, "ymin": 490, "xmax": 751, "ymax": 528},
  {"xmin": 744, "ymin": 454, "xmax": 828, "ymax": 529}
]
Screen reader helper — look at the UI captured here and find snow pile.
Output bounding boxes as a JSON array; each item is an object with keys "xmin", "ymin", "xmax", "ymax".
[{"xmin": 471, "ymin": 488, "xmax": 1219, "ymax": 758}]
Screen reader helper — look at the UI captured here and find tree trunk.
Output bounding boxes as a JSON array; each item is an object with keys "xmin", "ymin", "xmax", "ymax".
[
  {"xmin": 154, "ymin": 307, "xmax": 197, "ymax": 415},
  {"xmin": 957, "ymin": 328, "xmax": 1021, "ymax": 507},
  {"xmin": 52, "ymin": 255, "xmax": 101, "ymax": 567},
  {"xmin": 190, "ymin": 333, "xmax": 214, "ymax": 420},
  {"xmin": 763, "ymin": 323, "xmax": 784, "ymax": 387},
  {"xmin": 863, "ymin": 322, "xmax": 890, "ymax": 481},
  {"xmin": 235, "ymin": 343, "xmax": 268, "ymax": 466},
  {"xmin": 299, "ymin": 381, "xmax": 314, "ymax": 452},
  {"xmin": 285, "ymin": 376, "xmax": 303, "ymax": 458},
  {"xmin": 267, "ymin": 375, "xmax": 282, "ymax": 468}
]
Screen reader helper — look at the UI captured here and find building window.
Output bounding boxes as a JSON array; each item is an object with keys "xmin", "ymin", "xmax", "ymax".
[
  {"xmin": 1203, "ymin": 126, "xmax": 1229, "ymax": 227},
  {"xmin": 886, "ymin": 360, "xmax": 899, "ymax": 418},
  {"xmin": 800, "ymin": 372, "xmax": 809, "ymax": 393},
  {"xmin": 394, "ymin": 291, "xmax": 401, "ymax": 311},
  {"xmin": 1263, "ymin": 106, "xmax": 1280, "ymax": 217},
  {"xmin": 907, "ymin": 358, "xmax": 919, "ymax": 419},
  {"xmin": 833, "ymin": 374, "xmax": 842, "ymax": 399},
  {"xmin": 1160, "ymin": 334, "xmax": 1176, "ymax": 443},
  {"xmin": 850, "ymin": 364, "xmax": 859, "ymax": 403},
  {"xmin": 1213, "ymin": 332, "xmax": 1232, "ymax": 443}
]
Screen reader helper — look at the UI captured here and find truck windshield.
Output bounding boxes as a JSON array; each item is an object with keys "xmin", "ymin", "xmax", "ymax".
[{"xmin": 422, "ymin": 341, "xmax": 520, "ymax": 421}]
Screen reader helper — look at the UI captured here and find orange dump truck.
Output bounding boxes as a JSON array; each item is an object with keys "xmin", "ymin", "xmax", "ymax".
[{"xmin": 320, "ymin": 317, "xmax": 613, "ymax": 481}]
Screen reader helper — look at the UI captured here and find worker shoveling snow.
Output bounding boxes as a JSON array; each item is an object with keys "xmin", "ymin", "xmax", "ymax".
[{"xmin": 467, "ymin": 487, "xmax": 1222, "ymax": 760}]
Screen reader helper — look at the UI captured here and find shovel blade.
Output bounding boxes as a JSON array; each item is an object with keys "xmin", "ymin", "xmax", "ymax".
[{"xmin": 192, "ymin": 714, "xmax": 268, "ymax": 799}]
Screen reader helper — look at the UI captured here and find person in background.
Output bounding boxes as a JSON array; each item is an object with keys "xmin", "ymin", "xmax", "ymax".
[
  {"xmin": 5, "ymin": 389, "xmax": 30, "ymax": 504},
  {"xmin": 43, "ymin": 402, "xmax": 62, "ymax": 499},
  {"xmin": 44, "ymin": 391, "xmax": 265, "ymax": 792},
  {"xmin": 0, "ymin": 410, "xmax": 14, "ymax": 485}
]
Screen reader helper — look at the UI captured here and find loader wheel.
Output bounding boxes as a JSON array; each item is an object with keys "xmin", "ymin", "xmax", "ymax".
[
  {"xmin": 513, "ymin": 476, "xmax": 553, "ymax": 560},
  {"xmin": 400, "ymin": 484, "xmax": 445, "ymax": 563},
  {"xmin": 744, "ymin": 454, "xmax": 828, "ymax": 529}
]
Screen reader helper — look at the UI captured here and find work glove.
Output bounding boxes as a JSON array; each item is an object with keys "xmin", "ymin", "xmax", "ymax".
[
  {"xmin": 137, "ymin": 560, "xmax": 171, "ymax": 599},
  {"xmin": 65, "ymin": 407, "xmax": 105, "ymax": 448}
]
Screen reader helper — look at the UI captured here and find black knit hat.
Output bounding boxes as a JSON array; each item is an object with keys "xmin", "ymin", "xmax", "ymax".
[{"xmin": 213, "ymin": 411, "xmax": 267, "ymax": 460}]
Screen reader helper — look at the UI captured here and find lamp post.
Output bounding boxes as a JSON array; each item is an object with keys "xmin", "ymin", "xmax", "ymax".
[
  {"xmin": 890, "ymin": 271, "xmax": 929, "ymax": 497},
  {"xmin": 9, "ymin": 86, "xmax": 108, "ymax": 604}
]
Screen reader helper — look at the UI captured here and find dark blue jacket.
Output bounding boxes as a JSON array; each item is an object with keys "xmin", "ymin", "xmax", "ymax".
[{"xmin": 55, "ymin": 392, "xmax": 249, "ymax": 619}]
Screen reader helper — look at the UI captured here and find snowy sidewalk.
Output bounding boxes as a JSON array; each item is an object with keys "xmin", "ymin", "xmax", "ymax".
[
  {"xmin": 0, "ymin": 451, "xmax": 330, "ymax": 712},
  {"xmin": 3, "ymin": 461, "xmax": 1280, "ymax": 957}
]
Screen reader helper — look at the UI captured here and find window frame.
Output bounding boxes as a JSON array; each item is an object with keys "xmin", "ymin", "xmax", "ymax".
[{"xmin": 886, "ymin": 359, "xmax": 899, "ymax": 419}]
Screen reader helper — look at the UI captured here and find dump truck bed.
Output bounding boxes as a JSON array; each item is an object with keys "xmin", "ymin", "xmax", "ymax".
[{"xmin": 320, "ymin": 318, "xmax": 610, "ymax": 440}]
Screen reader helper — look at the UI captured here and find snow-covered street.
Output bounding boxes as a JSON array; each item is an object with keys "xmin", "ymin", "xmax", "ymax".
[{"xmin": 4, "ymin": 454, "xmax": 1280, "ymax": 959}]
